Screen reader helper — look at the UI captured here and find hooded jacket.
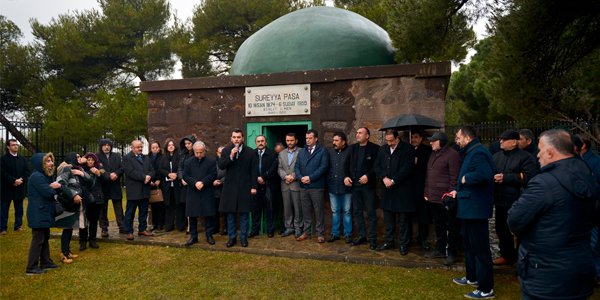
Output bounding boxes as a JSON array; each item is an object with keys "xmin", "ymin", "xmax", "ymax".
[
  {"xmin": 508, "ymin": 157, "xmax": 600, "ymax": 299},
  {"xmin": 26, "ymin": 153, "xmax": 58, "ymax": 228}
]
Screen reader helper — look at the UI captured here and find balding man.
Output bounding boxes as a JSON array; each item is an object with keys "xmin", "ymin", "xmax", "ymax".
[
  {"xmin": 508, "ymin": 130, "xmax": 600, "ymax": 300},
  {"xmin": 122, "ymin": 140, "xmax": 156, "ymax": 240}
]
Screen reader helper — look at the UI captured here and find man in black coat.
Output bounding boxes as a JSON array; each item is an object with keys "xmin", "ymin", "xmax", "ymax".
[
  {"xmin": 518, "ymin": 129, "xmax": 541, "ymax": 170},
  {"xmin": 1, "ymin": 139, "xmax": 31, "ymax": 234},
  {"xmin": 183, "ymin": 141, "xmax": 217, "ymax": 246},
  {"xmin": 374, "ymin": 129, "xmax": 415, "ymax": 255},
  {"xmin": 492, "ymin": 130, "xmax": 537, "ymax": 266},
  {"xmin": 121, "ymin": 140, "xmax": 156, "ymax": 240},
  {"xmin": 409, "ymin": 131, "xmax": 433, "ymax": 250},
  {"xmin": 508, "ymin": 129, "xmax": 600, "ymax": 300},
  {"xmin": 96, "ymin": 138, "xmax": 126, "ymax": 236},
  {"xmin": 213, "ymin": 146, "xmax": 226, "ymax": 235},
  {"xmin": 343, "ymin": 127, "xmax": 379, "ymax": 249},
  {"xmin": 219, "ymin": 129, "xmax": 258, "ymax": 248},
  {"xmin": 249, "ymin": 135, "xmax": 279, "ymax": 238}
]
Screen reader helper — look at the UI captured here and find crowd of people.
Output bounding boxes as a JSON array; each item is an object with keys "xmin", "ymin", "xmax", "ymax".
[{"xmin": 2, "ymin": 125, "xmax": 599, "ymax": 299}]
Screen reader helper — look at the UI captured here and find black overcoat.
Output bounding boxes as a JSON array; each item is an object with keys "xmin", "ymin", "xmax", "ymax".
[
  {"xmin": 1, "ymin": 152, "xmax": 31, "ymax": 202},
  {"xmin": 343, "ymin": 141, "xmax": 380, "ymax": 188},
  {"xmin": 151, "ymin": 152, "xmax": 163, "ymax": 182},
  {"xmin": 255, "ymin": 147, "xmax": 279, "ymax": 185},
  {"xmin": 183, "ymin": 156, "xmax": 217, "ymax": 217},
  {"xmin": 214, "ymin": 158, "xmax": 226, "ymax": 199},
  {"xmin": 218, "ymin": 144, "xmax": 258, "ymax": 213},
  {"xmin": 122, "ymin": 151, "xmax": 155, "ymax": 200},
  {"xmin": 158, "ymin": 151, "xmax": 182, "ymax": 206},
  {"xmin": 374, "ymin": 141, "xmax": 415, "ymax": 212},
  {"xmin": 95, "ymin": 151, "xmax": 124, "ymax": 200},
  {"xmin": 412, "ymin": 143, "xmax": 432, "ymax": 223}
]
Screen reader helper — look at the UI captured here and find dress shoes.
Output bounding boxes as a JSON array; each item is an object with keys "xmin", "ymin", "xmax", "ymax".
[
  {"xmin": 149, "ymin": 225, "xmax": 157, "ymax": 231},
  {"xmin": 351, "ymin": 236, "xmax": 367, "ymax": 246},
  {"xmin": 268, "ymin": 232, "xmax": 274, "ymax": 238},
  {"xmin": 278, "ymin": 228, "xmax": 286, "ymax": 235},
  {"xmin": 345, "ymin": 236, "xmax": 353, "ymax": 244},
  {"xmin": 294, "ymin": 230, "xmax": 302, "ymax": 238},
  {"xmin": 444, "ymin": 255, "xmax": 457, "ymax": 266},
  {"xmin": 89, "ymin": 240, "xmax": 99, "ymax": 249},
  {"xmin": 399, "ymin": 245, "xmax": 408, "ymax": 255},
  {"xmin": 420, "ymin": 240, "xmax": 430, "ymax": 250},
  {"xmin": 220, "ymin": 228, "xmax": 228, "ymax": 236},
  {"xmin": 126, "ymin": 233, "xmax": 134, "ymax": 240},
  {"xmin": 492, "ymin": 257, "xmax": 510, "ymax": 265},
  {"xmin": 296, "ymin": 234, "xmax": 311, "ymax": 241},
  {"xmin": 101, "ymin": 229, "xmax": 109, "ymax": 237},
  {"xmin": 206, "ymin": 236, "xmax": 215, "ymax": 245},
  {"xmin": 15, "ymin": 227, "xmax": 25, "ymax": 232},
  {"xmin": 327, "ymin": 235, "xmax": 340, "ymax": 243},
  {"xmin": 370, "ymin": 242, "xmax": 377, "ymax": 250},
  {"xmin": 26, "ymin": 267, "xmax": 47, "ymax": 275},
  {"xmin": 185, "ymin": 237, "xmax": 198, "ymax": 246},
  {"xmin": 424, "ymin": 250, "xmax": 446, "ymax": 258},
  {"xmin": 281, "ymin": 230, "xmax": 294, "ymax": 237},
  {"xmin": 226, "ymin": 238, "xmax": 236, "ymax": 247},
  {"xmin": 248, "ymin": 231, "xmax": 259, "ymax": 238},
  {"xmin": 317, "ymin": 235, "xmax": 325, "ymax": 243},
  {"xmin": 0, "ymin": 230, "xmax": 7, "ymax": 235},
  {"xmin": 241, "ymin": 239, "xmax": 248, "ymax": 247},
  {"xmin": 119, "ymin": 228, "xmax": 126, "ymax": 234},
  {"xmin": 138, "ymin": 231, "xmax": 154, "ymax": 236},
  {"xmin": 376, "ymin": 243, "xmax": 395, "ymax": 251},
  {"xmin": 40, "ymin": 263, "xmax": 60, "ymax": 269},
  {"xmin": 158, "ymin": 225, "xmax": 164, "ymax": 231},
  {"xmin": 79, "ymin": 241, "xmax": 87, "ymax": 251}
]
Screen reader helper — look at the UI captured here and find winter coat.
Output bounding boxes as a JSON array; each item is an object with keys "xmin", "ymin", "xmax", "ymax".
[
  {"xmin": 295, "ymin": 143, "xmax": 329, "ymax": 189},
  {"xmin": 214, "ymin": 157, "xmax": 226, "ymax": 198},
  {"xmin": 218, "ymin": 143, "xmax": 258, "ymax": 213},
  {"xmin": 83, "ymin": 163, "xmax": 110, "ymax": 205},
  {"xmin": 582, "ymin": 150, "xmax": 600, "ymax": 182},
  {"xmin": 424, "ymin": 144, "xmax": 462, "ymax": 204},
  {"xmin": 183, "ymin": 156, "xmax": 217, "ymax": 217},
  {"xmin": 177, "ymin": 135, "xmax": 196, "ymax": 203},
  {"xmin": 96, "ymin": 139, "xmax": 124, "ymax": 200},
  {"xmin": 255, "ymin": 147, "xmax": 279, "ymax": 185},
  {"xmin": 508, "ymin": 157, "xmax": 600, "ymax": 299},
  {"xmin": 343, "ymin": 141, "xmax": 380, "ymax": 189},
  {"xmin": 412, "ymin": 143, "xmax": 432, "ymax": 223},
  {"xmin": 26, "ymin": 153, "xmax": 58, "ymax": 228},
  {"xmin": 121, "ymin": 151, "xmax": 155, "ymax": 201},
  {"xmin": 492, "ymin": 147, "xmax": 537, "ymax": 207},
  {"xmin": 522, "ymin": 142, "xmax": 540, "ymax": 161},
  {"xmin": 159, "ymin": 150, "xmax": 182, "ymax": 206},
  {"xmin": 151, "ymin": 152, "xmax": 163, "ymax": 182},
  {"xmin": 54, "ymin": 153, "xmax": 93, "ymax": 228},
  {"xmin": 1, "ymin": 152, "xmax": 31, "ymax": 201},
  {"xmin": 327, "ymin": 146, "xmax": 351, "ymax": 194},
  {"xmin": 454, "ymin": 139, "xmax": 494, "ymax": 219},
  {"xmin": 374, "ymin": 141, "xmax": 415, "ymax": 212}
]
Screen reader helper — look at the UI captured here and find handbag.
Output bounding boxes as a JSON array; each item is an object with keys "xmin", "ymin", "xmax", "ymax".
[
  {"xmin": 149, "ymin": 188, "xmax": 164, "ymax": 203},
  {"xmin": 54, "ymin": 198, "xmax": 64, "ymax": 216}
]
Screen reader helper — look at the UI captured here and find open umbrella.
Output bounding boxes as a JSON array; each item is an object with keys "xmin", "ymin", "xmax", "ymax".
[{"xmin": 379, "ymin": 114, "xmax": 442, "ymax": 140}]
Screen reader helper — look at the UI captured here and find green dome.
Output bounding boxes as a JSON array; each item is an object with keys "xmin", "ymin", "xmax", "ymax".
[{"xmin": 230, "ymin": 6, "xmax": 395, "ymax": 75}]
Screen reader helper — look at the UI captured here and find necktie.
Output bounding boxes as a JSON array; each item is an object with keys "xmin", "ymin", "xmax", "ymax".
[
  {"xmin": 309, "ymin": 147, "xmax": 313, "ymax": 155},
  {"xmin": 259, "ymin": 150, "xmax": 263, "ymax": 174},
  {"xmin": 137, "ymin": 155, "xmax": 142, "ymax": 162}
]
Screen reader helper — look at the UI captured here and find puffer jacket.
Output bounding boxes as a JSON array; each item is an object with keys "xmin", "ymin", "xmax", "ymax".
[{"xmin": 26, "ymin": 153, "xmax": 58, "ymax": 228}]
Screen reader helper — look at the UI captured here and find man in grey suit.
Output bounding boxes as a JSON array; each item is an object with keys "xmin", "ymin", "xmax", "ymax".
[{"xmin": 278, "ymin": 133, "xmax": 303, "ymax": 238}]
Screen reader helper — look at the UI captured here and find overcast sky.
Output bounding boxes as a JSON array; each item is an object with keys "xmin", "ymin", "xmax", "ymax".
[{"xmin": 2, "ymin": 0, "xmax": 487, "ymax": 78}]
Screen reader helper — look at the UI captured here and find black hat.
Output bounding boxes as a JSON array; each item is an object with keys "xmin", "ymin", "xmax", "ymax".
[
  {"xmin": 427, "ymin": 131, "xmax": 448, "ymax": 142},
  {"xmin": 499, "ymin": 130, "xmax": 520, "ymax": 140}
]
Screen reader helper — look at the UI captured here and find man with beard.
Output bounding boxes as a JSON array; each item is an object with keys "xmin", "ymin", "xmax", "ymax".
[{"xmin": 96, "ymin": 139, "xmax": 125, "ymax": 237}]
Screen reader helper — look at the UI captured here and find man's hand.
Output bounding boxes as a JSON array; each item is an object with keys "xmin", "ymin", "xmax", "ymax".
[
  {"xmin": 494, "ymin": 173, "xmax": 504, "ymax": 184},
  {"xmin": 49, "ymin": 182, "xmax": 61, "ymax": 189},
  {"xmin": 344, "ymin": 177, "xmax": 353, "ymax": 187},
  {"xmin": 415, "ymin": 157, "xmax": 418, "ymax": 165},
  {"xmin": 110, "ymin": 172, "xmax": 118, "ymax": 181},
  {"xmin": 71, "ymin": 169, "xmax": 84, "ymax": 176},
  {"xmin": 450, "ymin": 190, "xmax": 457, "ymax": 198},
  {"xmin": 251, "ymin": 188, "xmax": 257, "ymax": 195},
  {"xmin": 155, "ymin": 180, "xmax": 161, "ymax": 186},
  {"xmin": 258, "ymin": 177, "xmax": 265, "ymax": 185},
  {"xmin": 73, "ymin": 195, "xmax": 82, "ymax": 204},
  {"xmin": 285, "ymin": 175, "xmax": 294, "ymax": 184},
  {"xmin": 13, "ymin": 178, "xmax": 23, "ymax": 186},
  {"xmin": 168, "ymin": 173, "xmax": 177, "ymax": 180},
  {"xmin": 358, "ymin": 175, "xmax": 368, "ymax": 185},
  {"xmin": 182, "ymin": 179, "xmax": 188, "ymax": 186},
  {"xmin": 195, "ymin": 181, "xmax": 204, "ymax": 190},
  {"xmin": 213, "ymin": 179, "xmax": 221, "ymax": 186},
  {"xmin": 230, "ymin": 146, "xmax": 239, "ymax": 159},
  {"xmin": 383, "ymin": 177, "xmax": 393, "ymax": 188},
  {"xmin": 461, "ymin": 176, "xmax": 466, "ymax": 185},
  {"xmin": 144, "ymin": 175, "xmax": 151, "ymax": 184},
  {"xmin": 301, "ymin": 176, "xmax": 311, "ymax": 184}
]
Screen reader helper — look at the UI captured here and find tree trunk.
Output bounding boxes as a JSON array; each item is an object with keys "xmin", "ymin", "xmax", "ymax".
[{"xmin": 0, "ymin": 112, "xmax": 37, "ymax": 154}]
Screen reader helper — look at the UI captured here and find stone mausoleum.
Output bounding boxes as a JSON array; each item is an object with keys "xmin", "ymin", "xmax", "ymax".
[{"xmin": 140, "ymin": 6, "xmax": 451, "ymax": 233}]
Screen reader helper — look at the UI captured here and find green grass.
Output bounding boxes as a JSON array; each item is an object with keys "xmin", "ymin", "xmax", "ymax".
[{"xmin": 0, "ymin": 195, "xmax": 590, "ymax": 299}]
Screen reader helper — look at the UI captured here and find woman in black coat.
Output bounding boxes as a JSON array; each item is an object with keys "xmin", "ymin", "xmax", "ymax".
[
  {"xmin": 149, "ymin": 141, "xmax": 164, "ymax": 231},
  {"xmin": 159, "ymin": 138, "xmax": 184, "ymax": 232},
  {"xmin": 79, "ymin": 152, "xmax": 109, "ymax": 250},
  {"xmin": 178, "ymin": 135, "xmax": 196, "ymax": 233}
]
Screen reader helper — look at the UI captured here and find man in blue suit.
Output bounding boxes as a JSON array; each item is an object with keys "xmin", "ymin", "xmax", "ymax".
[
  {"xmin": 450, "ymin": 125, "xmax": 495, "ymax": 299},
  {"xmin": 295, "ymin": 129, "xmax": 329, "ymax": 243}
]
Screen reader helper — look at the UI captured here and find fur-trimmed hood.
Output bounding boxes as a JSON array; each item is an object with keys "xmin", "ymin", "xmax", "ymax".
[
  {"xmin": 57, "ymin": 161, "xmax": 72, "ymax": 174},
  {"xmin": 31, "ymin": 152, "xmax": 55, "ymax": 177}
]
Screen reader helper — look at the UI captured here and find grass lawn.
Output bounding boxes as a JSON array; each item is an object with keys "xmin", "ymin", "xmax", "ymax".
[{"xmin": 0, "ymin": 196, "xmax": 593, "ymax": 299}]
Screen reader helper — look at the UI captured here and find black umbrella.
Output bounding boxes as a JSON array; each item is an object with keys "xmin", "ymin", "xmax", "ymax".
[{"xmin": 379, "ymin": 114, "xmax": 442, "ymax": 140}]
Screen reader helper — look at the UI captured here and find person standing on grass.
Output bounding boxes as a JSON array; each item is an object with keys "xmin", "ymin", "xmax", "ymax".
[
  {"xmin": 97, "ymin": 138, "xmax": 125, "ymax": 237},
  {"xmin": 122, "ymin": 140, "xmax": 156, "ymax": 240},
  {"xmin": 178, "ymin": 135, "xmax": 196, "ymax": 234},
  {"xmin": 213, "ymin": 146, "xmax": 227, "ymax": 236},
  {"xmin": 1, "ymin": 139, "xmax": 31, "ymax": 235},
  {"xmin": 450, "ymin": 125, "xmax": 495, "ymax": 299},
  {"xmin": 508, "ymin": 130, "xmax": 599, "ymax": 300},
  {"xmin": 79, "ymin": 153, "xmax": 109, "ymax": 251},
  {"xmin": 25, "ymin": 153, "xmax": 61, "ymax": 275},
  {"xmin": 159, "ymin": 138, "xmax": 184, "ymax": 233}
]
